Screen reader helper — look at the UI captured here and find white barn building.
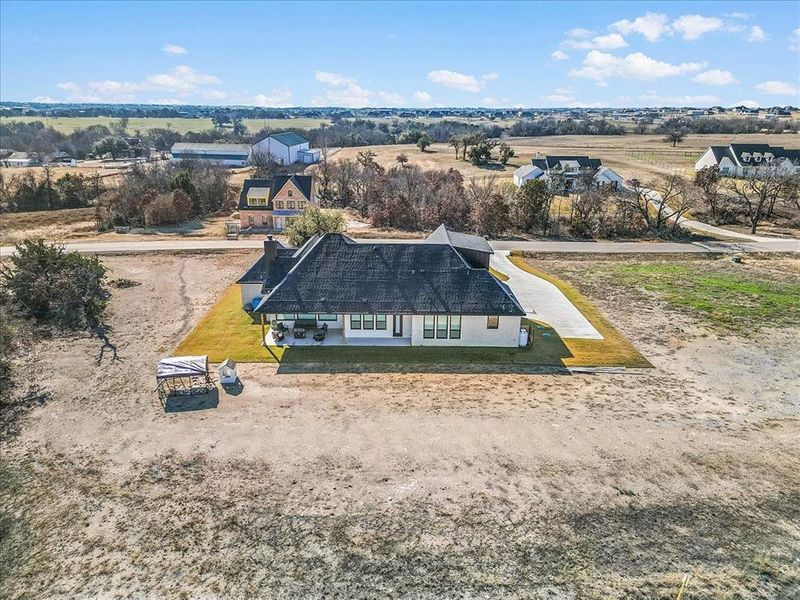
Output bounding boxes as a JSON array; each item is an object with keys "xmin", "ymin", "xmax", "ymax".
[
  {"xmin": 170, "ymin": 142, "xmax": 251, "ymax": 166},
  {"xmin": 251, "ymin": 132, "xmax": 318, "ymax": 165}
]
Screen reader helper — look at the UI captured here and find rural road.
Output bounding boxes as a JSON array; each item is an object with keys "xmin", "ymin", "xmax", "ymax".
[{"xmin": 1, "ymin": 236, "xmax": 798, "ymax": 257}]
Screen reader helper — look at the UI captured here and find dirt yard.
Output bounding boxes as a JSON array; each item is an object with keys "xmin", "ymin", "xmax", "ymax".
[{"xmin": 2, "ymin": 252, "xmax": 799, "ymax": 598}]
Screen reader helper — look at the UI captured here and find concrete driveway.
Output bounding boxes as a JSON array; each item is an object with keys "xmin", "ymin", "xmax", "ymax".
[{"xmin": 491, "ymin": 251, "xmax": 602, "ymax": 340}]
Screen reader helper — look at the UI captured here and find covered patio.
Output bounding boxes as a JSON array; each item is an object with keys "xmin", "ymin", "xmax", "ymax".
[{"xmin": 265, "ymin": 329, "xmax": 411, "ymax": 347}]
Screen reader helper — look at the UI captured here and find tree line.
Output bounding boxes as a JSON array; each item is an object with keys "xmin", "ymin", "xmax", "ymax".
[
  {"xmin": 0, "ymin": 169, "xmax": 105, "ymax": 212},
  {"xmin": 96, "ymin": 160, "xmax": 233, "ymax": 229}
]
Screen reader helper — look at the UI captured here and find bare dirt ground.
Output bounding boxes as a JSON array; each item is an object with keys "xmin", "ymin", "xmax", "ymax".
[{"xmin": 2, "ymin": 254, "xmax": 800, "ymax": 597}]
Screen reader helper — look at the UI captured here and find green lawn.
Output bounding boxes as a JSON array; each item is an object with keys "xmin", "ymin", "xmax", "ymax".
[
  {"xmin": 606, "ymin": 262, "xmax": 800, "ymax": 333},
  {"xmin": 1, "ymin": 116, "xmax": 329, "ymax": 135}
]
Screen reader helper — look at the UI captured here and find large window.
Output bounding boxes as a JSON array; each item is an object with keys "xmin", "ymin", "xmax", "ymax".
[
  {"xmin": 317, "ymin": 314, "xmax": 337, "ymax": 321},
  {"xmin": 350, "ymin": 314, "xmax": 362, "ymax": 329},
  {"xmin": 261, "ymin": 214, "xmax": 269, "ymax": 225},
  {"xmin": 436, "ymin": 315, "xmax": 448, "ymax": 339},
  {"xmin": 275, "ymin": 200, "xmax": 284, "ymax": 209},
  {"xmin": 423, "ymin": 315, "xmax": 435, "ymax": 339},
  {"xmin": 487, "ymin": 315, "xmax": 499, "ymax": 329},
  {"xmin": 449, "ymin": 315, "xmax": 461, "ymax": 339},
  {"xmin": 277, "ymin": 313, "xmax": 297, "ymax": 320},
  {"xmin": 424, "ymin": 315, "xmax": 463, "ymax": 339},
  {"xmin": 363, "ymin": 314, "xmax": 375, "ymax": 330},
  {"xmin": 297, "ymin": 314, "xmax": 316, "ymax": 321},
  {"xmin": 287, "ymin": 201, "xmax": 296, "ymax": 209},
  {"xmin": 376, "ymin": 314, "xmax": 387, "ymax": 330}
]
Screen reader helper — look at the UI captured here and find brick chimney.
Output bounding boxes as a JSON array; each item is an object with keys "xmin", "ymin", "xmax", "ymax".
[{"xmin": 263, "ymin": 234, "xmax": 279, "ymax": 269}]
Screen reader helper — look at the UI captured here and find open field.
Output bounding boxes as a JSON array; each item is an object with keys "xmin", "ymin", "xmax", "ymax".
[
  {"xmin": 325, "ymin": 132, "xmax": 800, "ymax": 183},
  {"xmin": 0, "ymin": 207, "xmax": 234, "ymax": 246},
  {"xmin": 1, "ymin": 115, "xmax": 330, "ymax": 135},
  {"xmin": 2, "ymin": 251, "xmax": 799, "ymax": 598}
]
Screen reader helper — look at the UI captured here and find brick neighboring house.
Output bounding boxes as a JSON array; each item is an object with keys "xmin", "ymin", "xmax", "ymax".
[{"xmin": 237, "ymin": 174, "xmax": 316, "ymax": 231}]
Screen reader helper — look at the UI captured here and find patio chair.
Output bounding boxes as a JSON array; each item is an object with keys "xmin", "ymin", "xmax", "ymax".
[
  {"xmin": 313, "ymin": 323, "xmax": 328, "ymax": 342},
  {"xmin": 271, "ymin": 320, "xmax": 289, "ymax": 333}
]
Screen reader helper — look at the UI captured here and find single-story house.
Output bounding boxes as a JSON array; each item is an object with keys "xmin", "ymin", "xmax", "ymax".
[
  {"xmin": 237, "ymin": 174, "xmax": 316, "ymax": 231},
  {"xmin": 2, "ymin": 151, "xmax": 39, "ymax": 167},
  {"xmin": 512, "ymin": 153, "xmax": 623, "ymax": 192},
  {"xmin": 694, "ymin": 143, "xmax": 800, "ymax": 177},
  {"xmin": 240, "ymin": 227, "xmax": 526, "ymax": 347},
  {"xmin": 170, "ymin": 142, "xmax": 252, "ymax": 166},
  {"xmin": 251, "ymin": 132, "xmax": 318, "ymax": 165}
]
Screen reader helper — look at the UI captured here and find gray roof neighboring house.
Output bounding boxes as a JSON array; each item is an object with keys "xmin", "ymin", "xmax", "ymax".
[
  {"xmin": 532, "ymin": 156, "xmax": 603, "ymax": 171},
  {"xmin": 237, "ymin": 175, "xmax": 314, "ymax": 210},
  {"xmin": 254, "ymin": 233, "xmax": 524, "ymax": 317},
  {"xmin": 425, "ymin": 224, "xmax": 493, "ymax": 255}
]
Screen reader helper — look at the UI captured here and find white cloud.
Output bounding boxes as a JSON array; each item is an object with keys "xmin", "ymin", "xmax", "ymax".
[
  {"xmin": 33, "ymin": 96, "xmax": 58, "ymax": 103},
  {"xmin": 541, "ymin": 93, "xmax": 575, "ymax": 103},
  {"xmin": 144, "ymin": 65, "xmax": 221, "ymax": 91},
  {"xmin": 563, "ymin": 32, "xmax": 628, "ymax": 50},
  {"xmin": 315, "ymin": 71, "xmax": 352, "ymax": 87},
  {"xmin": 755, "ymin": 80, "xmax": 800, "ymax": 95},
  {"xmin": 596, "ymin": 81, "xmax": 610, "ymax": 88},
  {"xmin": 413, "ymin": 90, "xmax": 433, "ymax": 104},
  {"xmin": 611, "ymin": 12, "xmax": 671, "ymax": 42},
  {"xmin": 152, "ymin": 98, "xmax": 182, "ymax": 105},
  {"xmin": 427, "ymin": 69, "xmax": 483, "ymax": 92},
  {"xmin": 51, "ymin": 65, "xmax": 224, "ymax": 103},
  {"xmin": 569, "ymin": 51, "xmax": 705, "ymax": 82},
  {"xmin": 746, "ymin": 26, "xmax": 767, "ymax": 42},
  {"xmin": 314, "ymin": 70, "xmax": 403, "ymax": 107},
  {"xmin": 162, "ymin": 44, "xmax": 187, "ymax": 56},
  {"xmin": 551, "ymin": 50, "xmax": 569, "ymax": 61},
  {"xmin": 693, "ymin": 69, "xmax": 738, "ymax": 86},
  {"xmin": 568, "ymin": 28, "xmax": 592, "ymax": 38},
  {"xmin": 252, "ymin": 89, "xmax": 293, "ymax": 107},
  {"xmin": 672, "ymin": 15, "xmax": 724, "ymax": 40},
  {"xmin": 638, "ymin": 92, "xmax": 720, "ymax": 106},
  {"xmin": 733, "ymin": 99, "xmax": 760, "ymax": 109},
  {"xmin": 56, "ymin": 81, "xmax": 80, "ymax": 92},
  {"xmin": 789, "ymin": 27, "xmax": 800, "ymax": 52},
  {"xmin": 726, "ymin": 12, "xmax": 752, "ymax": 20},
  {"xmin": 482, "ymin": 73, "xmax": 500, "ymax": 81},
  {"xmin": 482, "ymin": 96, "xmax": 510, "ymax": 107}
]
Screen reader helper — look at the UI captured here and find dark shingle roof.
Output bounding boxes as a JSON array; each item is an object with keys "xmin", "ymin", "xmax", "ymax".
[
  {"xmin": 237, "ymin": 242, "xmax": 293, "ymax": 284},
  {"xmin": 238, "ymin": 175, "xmax": 313, "ymax": 210},
  {"xmin": 425, "ymin": 224, "xmax": 493, "ymax": 254},
  {"xmin": 255, "ymin": 234, "xmax": 524, "ymax": 316},
  {"xmin": 532, "ymin": 155, "xmax": 602, "ymax": 171}
]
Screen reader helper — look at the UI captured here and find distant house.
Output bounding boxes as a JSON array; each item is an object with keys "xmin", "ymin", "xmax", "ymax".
[
  {"xmin": 695, "ymin": 143, "xmax": 800, "ymax": 177},
  {"xmin": 512, "ymin": 153, "xmax": 624, "ymax": 192},
  {"xmin": 170, "ymin": 142, "xmax": 251, "ymax": 166},
  {"xmin": 2, "ymin": 151, "xmax": 39, "ymax": 167},
  {"xmin": 239, "ymin": 227, "xmax": 525, "ymax": 347},
  {"xmin": 251, "ymin": 132, "xmax": 319, "ymax": 164},
  {"xmin": 237, "ymin": 174, "xmax": 316, "ymax": 231}
]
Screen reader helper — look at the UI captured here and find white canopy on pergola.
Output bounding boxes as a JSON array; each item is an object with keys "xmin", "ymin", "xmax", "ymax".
[{"xmin": 156, "ymin": 356, "xmax": 209, "ymax": 380}]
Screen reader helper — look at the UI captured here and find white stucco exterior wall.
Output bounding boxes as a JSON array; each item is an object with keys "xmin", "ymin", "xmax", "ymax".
[
  {"xmin": 410, "ymin": 315, "xmax": 521, "ymax": 347},
  {"xmin": 239, "ymin": 283, "xmax": 263, "ymax": 308}
]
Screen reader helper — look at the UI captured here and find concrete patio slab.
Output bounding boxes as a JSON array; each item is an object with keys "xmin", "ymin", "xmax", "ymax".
[{"xmin": 491, "ymin": 252, "xmax": 603, "ymax": 340}]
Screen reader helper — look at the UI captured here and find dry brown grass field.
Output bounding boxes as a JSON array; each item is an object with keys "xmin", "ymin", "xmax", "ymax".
[
  {"xmin": 1, "ymin": 251, "xmax": 798, "ymax": 598},
  {"xmin": 326, "ymin": 132, "xmax": 800, "ymax": 183}
]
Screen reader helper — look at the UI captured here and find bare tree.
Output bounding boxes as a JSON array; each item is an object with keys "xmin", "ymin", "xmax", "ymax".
[
  {"xmin": 726, "ymin": 166, "xmax": 791, "ymax": 234},
  {"xmin": 623, "ymin": 175, "xmax": 693, "ymax": 235},
  {"xmin": 449, "ymin": 137, "xmax": 461, "ymax": 159},
  {"xmin": 250, "ymin": 148, "xmax": 284, "ymax": 178}
]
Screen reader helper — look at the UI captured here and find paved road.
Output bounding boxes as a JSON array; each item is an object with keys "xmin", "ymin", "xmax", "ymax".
[
  {"xmin": 491, "ymin": 251, "xmax": 602, "ymax": 339},
  {"xmin": 1, "ymin": 236, "xmax": 798, "ymax": 257}
]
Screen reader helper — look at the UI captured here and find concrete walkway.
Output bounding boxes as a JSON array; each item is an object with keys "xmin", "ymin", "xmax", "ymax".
[{"xmin": 491, "ymin": 251, "xmax": 603, "ymax": 340}]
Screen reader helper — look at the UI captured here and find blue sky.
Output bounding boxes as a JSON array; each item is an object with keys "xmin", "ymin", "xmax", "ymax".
[{"xmin": 1, "ymin": 1, "xmax": 799, "ymax": 108}]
